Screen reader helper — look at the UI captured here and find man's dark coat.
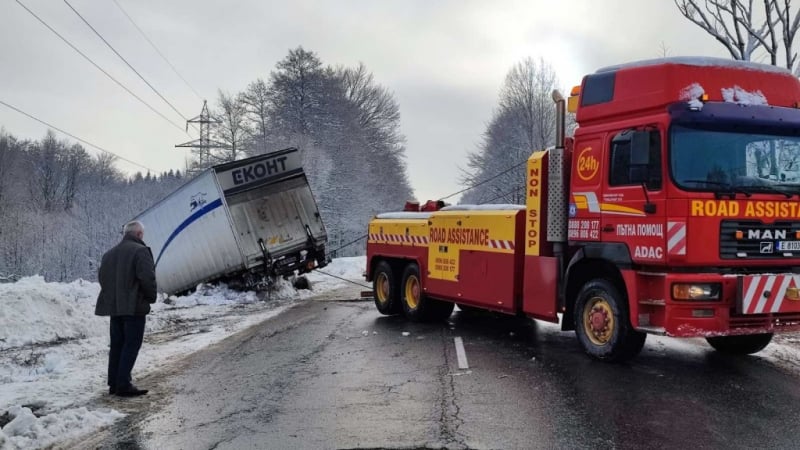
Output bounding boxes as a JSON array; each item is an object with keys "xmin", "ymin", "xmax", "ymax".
[{"xmin": 95, "ymin": 234, "xmax": 157, "ymax": 316}]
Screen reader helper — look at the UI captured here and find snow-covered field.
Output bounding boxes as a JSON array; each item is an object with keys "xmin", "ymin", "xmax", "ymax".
[{"xmin": 0, "ymin": 257, "xmax": 367, "ymax": 450}]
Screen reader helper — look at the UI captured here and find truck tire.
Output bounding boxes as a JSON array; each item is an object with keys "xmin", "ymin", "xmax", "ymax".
[
  {"xmin": 373, "ymin": 260, "xmax": 401, "ymax": 315},
  {"xmin": 401, "ymin": 263, "xmax": 454, "ymax": 322},
  {"xmin": 574, "ymin": 279, "xmax": 646, "ymax": 362},
  {"xmin": 706, "ymin": 333, "xmax": 773, "ymax": 355}
]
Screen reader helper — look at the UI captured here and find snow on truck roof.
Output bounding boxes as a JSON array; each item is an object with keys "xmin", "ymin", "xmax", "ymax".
[
  {"xmin": 596, "ymin": 56, "xmax": 792, "ymax": 75},
  {"xmin": 441, "ymin": 204, "xmax": 526, "ymax": 211},
  {"xmin": 375, "ymin": 212, "xmax": 433, "ymax": 219},
  {"xmin": 374, "ymin": 204, "xmax": 525, "ymax": 219}
]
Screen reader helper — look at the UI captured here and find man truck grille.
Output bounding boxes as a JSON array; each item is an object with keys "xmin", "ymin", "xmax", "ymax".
[{"xmin": 720, "ymin": 220, "xmax": 800, "ymax": 259}]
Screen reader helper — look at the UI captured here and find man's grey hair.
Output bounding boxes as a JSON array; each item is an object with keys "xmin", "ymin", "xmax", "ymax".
[{"xmin": 123, "ymin": 220, "xmax": 144, "ymax": 236}]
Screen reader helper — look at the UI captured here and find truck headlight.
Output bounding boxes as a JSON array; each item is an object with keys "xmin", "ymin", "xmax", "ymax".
[{"xmin": 672, "ymin": 283, "xmax": 721, "ymax": 301}]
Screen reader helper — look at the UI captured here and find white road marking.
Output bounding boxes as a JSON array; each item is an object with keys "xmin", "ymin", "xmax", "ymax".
[{"xmin": 454, "ymin": 337, "xmax": 469, "ymax": 369}]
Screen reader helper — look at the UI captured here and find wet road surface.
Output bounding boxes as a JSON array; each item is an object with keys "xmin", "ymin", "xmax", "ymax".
[{"xmin": 71, "ymin": 287, "xmax": 800, "ymax": 449}]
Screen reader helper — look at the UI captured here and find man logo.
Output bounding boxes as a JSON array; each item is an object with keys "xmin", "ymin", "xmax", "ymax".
[{"xmin": 760, "ymin": 241, "xmax": 774, "ymax": 254}]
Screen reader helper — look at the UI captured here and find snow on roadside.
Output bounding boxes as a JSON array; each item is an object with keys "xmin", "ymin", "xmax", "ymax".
[{"xmin": 0, "ymin": 256, "xmax": 366, "ymax": 450}]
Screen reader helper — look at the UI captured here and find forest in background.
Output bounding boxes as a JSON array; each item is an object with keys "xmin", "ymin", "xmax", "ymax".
[
  {"xmin": 0, "ymin": 47, "xmax": 413, "ymax": 282},
  {"xmin": 15, "ymin": 2, "xmax": 798, "ymax": 283}
]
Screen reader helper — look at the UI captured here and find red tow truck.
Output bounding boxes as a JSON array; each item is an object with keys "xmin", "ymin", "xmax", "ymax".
[{"xmin": 366, "ymin": 57, "xmax": 800, "ymax": 361}]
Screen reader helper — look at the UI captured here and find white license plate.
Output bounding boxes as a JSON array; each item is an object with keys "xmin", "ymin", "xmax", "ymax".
[{"xmin": 778, "ymin": 241, "xmax": 800, "ymax": 251}]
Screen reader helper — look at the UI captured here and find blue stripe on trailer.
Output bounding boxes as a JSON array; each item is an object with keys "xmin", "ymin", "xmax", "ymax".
[{"xmin": 155, "ymin": 198, "xmax": 223, "ymax": 267}]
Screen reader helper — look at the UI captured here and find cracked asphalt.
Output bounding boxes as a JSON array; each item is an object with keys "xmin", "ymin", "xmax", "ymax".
[{"xmin": 70, "ymin": 285, "xmax": 800, "ymax": 449}]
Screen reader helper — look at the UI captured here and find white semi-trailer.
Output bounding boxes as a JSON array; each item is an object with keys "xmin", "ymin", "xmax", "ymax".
[{"xmin": 134, "ymin": 148, "xmax": 328, "ymax": 295}]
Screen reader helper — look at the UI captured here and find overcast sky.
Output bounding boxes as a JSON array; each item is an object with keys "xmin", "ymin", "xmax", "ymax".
[{"xmin": 1, "ymin": 0, "xmax": 733, "ymax": 203}]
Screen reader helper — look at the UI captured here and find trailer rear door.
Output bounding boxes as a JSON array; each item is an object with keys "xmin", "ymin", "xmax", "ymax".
[{"xmin": 226, "ymin": 176, "xmax": 326, "ymax": 267}]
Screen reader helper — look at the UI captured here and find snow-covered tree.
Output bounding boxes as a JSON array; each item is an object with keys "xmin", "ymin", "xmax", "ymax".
[
  {"xmin": 461, "ymin": 58, "xmax": 560, "ymax": 205},
  {"xmin": 0, "ymin": 129, "xmax": 188, "ymax": 281}
]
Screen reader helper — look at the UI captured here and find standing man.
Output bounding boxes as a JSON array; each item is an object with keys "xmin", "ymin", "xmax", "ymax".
[{"xmin": 95, "ymin": 220, "xmax": 157, "ymax": 397}]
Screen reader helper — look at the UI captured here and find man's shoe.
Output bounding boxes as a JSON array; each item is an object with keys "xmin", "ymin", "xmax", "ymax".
[{"xmin": 115, "ymin": 385, "xmax": 148, "ymax": 397}]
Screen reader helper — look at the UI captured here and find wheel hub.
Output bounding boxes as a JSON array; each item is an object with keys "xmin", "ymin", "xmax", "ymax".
[
  {"xmin": 376, "ymin": 274, "xmax": 389, "ymax": 304},
  {"xmin": 583, "ymin": 297, "xmax": 615, "ymax": 346},
  {"xmin": 406, "ymin": 276, "xmax": 420, "ymax": 309}
]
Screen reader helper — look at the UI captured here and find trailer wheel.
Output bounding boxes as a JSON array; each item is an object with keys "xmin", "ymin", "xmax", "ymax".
[
  {"xmin": 401, "ymin": 263, "xmax": 453, "ymax": 321},
  {"xmin": 373, "ymin": 261, "xmax": 401, "ymax": 315},
  {"xmin": 706, "ymin": 333, "xmax": 773, "ymax": 355},
  {"xmin": 574, "ymin": 279, "xmax": 646, "ymax": 362}
]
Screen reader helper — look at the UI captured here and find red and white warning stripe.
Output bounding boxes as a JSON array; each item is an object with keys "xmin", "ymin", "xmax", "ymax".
[
  {"xmin": 742, "ymin": 274, "xmax": 800, "ymax": 314},
  {"xmin": 667, "ymin": 221, "xmax": 686, "ymax": 256},
  {"xmin": 488, "ymin": 239, "xmax": 515, "ymax": 250},
  {"xmin": 370, "ymin": 234, "xmax": 515, "ymax": 250},
  {"xmin": 369, "ymin": 233, "xmax": 428, "ymax": 245}
]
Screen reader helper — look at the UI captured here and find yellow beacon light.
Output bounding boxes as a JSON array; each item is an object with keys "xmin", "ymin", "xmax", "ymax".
[{"xmin": 567, "ymin": 85, "xmax": 580, "ymax": 113}]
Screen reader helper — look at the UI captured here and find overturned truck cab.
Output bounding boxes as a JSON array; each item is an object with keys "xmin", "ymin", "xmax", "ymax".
[{"xmin": 135, "ymin": 148, "xmax": 328, "ymax": 295}]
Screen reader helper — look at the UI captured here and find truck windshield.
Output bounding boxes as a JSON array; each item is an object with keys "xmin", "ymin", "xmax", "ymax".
[{"xmin": 670, "ymin": 125, "xmax": 800, "ymax": 194}]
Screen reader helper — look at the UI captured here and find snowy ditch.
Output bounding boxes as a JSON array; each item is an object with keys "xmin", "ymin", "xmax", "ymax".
[{"xmin": 0, "ymin": 256, "xmax": 366, "ymax": 450}]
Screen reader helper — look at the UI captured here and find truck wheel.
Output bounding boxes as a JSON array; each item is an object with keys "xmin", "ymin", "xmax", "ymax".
[
  {"xmin": 373, "ymin": 261, "xmax": 401, "ymax": 315},
  {"xmin": 706, "ymin": 333, "xmax": 773, "ymax": 355},
  {"xmin": 574, "ymin": 279, "xmax": 646, "ymax": 362},
  {"xmin": 401, "ymin": 263, "xmax": 453, "ymax": 321}
]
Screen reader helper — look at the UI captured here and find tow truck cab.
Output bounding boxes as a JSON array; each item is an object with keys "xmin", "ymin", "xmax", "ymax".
[{"xmin": 568, "ymin": 57, "xmax": 800, "ymax": 337}]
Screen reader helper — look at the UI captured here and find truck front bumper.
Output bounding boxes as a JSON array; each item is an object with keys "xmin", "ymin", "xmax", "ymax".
[{"xmin": 631, "ymin": 271, "xmax": 800, "ymax": 337}]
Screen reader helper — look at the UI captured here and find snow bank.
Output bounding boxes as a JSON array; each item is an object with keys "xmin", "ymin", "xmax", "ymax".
[
  {"xmin": 0, "ymin": 256, "xmax": 366, "ymax": 449},
  {"xmin": 0, "ymin": 277, "xmax": 105, "ymax": 350},
  {"xmin": 305, "ymin": 256, "xmax": 366, "ymax": 291},
  {"xmin": 0, "ymin": 405, "xmax": 123, "ymax": 450}
]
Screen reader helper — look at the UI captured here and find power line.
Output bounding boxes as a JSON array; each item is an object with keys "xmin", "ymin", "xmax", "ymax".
[
  {"xmin": 111, "ymin": 0, "xmax": 204, "ymax": 102},
  {"xmin": 64, "ymin": 0, "xmax": 198, "ymax": 133},
  {"xmin": 479, "ymin": 186, "xmax": 526, "ymax": 205},
  {"xmin": 438, "ymin": 159, "xmax": 528, "ymax": 201},
  {"xmin": 0, "ymin": 99, "xmax": 155, "ymax": 172},
  {"xmin": 15, "ymin": 0, "xmax": 187, "ymax": 135}
]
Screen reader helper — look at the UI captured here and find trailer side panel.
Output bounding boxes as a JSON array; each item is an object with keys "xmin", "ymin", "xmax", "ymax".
[{"xmin": 136, "ymin": 172, "xmax": 243, "ymax": 294}]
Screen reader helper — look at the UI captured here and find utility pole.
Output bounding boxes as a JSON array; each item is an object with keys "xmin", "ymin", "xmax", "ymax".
[{"xmin": 175, "ymin": 100, "xmax": 224, "ymax": 174}]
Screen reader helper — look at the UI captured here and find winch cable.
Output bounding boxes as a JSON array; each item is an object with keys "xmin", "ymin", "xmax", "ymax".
[
  {"xmin": 312, "ymin": 269, "xmax": 372, "ymax": 290},
  {"xmin": 437, "ymin": 159, "xmax": 528, "ymax": 201}
]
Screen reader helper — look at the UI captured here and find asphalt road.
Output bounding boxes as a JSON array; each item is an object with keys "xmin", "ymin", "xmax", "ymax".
[{"xmin": 72, "ymin": 286, "xmax": 800, "ymax": 450}]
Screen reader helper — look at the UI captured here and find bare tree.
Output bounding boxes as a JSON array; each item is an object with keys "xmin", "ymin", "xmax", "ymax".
[
  {"xmin": 212, "ymin": 90, "xmax": 250, "ymax": 163},
  {"xmin": 241, "ymin": 78, "xmax": 271, "ymax": 154},
  {"xmin": 675, "ymin": 0, "xmax": 800, "ymax": 73},
  {"xmin": 461, "ymin": 58, "xmax": 560, "ymax": 205},
  {"xmin": 499, "ymin": 57, "xmax": 558, "ymax": 154},
  {"xmin": 0, "ymin": 130, "xmax": 20, "ymax": 205},
  {"xmin": 28, "ymin": 131, "xmax": 61, "ymax": 212},
  {"xmin": 658, "ymin": 41, "xmax": 672, "ymax": 57},
  {"xmin": 773, "ymin": 0, "xmax": 800, "ymax": 70}
]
